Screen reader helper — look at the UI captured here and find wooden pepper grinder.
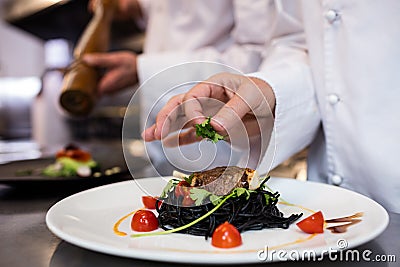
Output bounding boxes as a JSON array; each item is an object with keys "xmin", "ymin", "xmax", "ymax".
[{"xmin": 59, "ymin": 0, "xmax": 117, "ymax": 116}]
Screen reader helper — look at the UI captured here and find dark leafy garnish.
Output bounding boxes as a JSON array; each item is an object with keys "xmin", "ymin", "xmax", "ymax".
[
  {"xmin": 184, "ymin": 174, "xmax": 194, "ymax": 184},
  {"xmin": 195, "ymin": 117, "xmax": 224, "ymax": 143}
]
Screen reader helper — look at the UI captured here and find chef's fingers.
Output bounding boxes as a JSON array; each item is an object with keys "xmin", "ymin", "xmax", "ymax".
[
  {"xmin": 162, "ymin": 128, "xmax": 202, "ymax": 147},
  {"xmin": 144, "ymin": 94, "xmax": 193, "ymax": 141},
  {"xmin": 210, "ymin": 96, "xmax": 251, "ymax": 136},
  {"xmin": 117, "ymin": 0, "xmax": 143, "ymax": 20},
  {"xmin": 143, "ymin": 115, "xmax": 195, "ymax": 143},
  {"xmin": 182, "ymin": 73, "xmax": 253, "ymax": 135},
  {"xmin": 165, "ymin": 115, "xmax": 195, "ymax": 134},
  {"xmin": 182, "ymin": 73, "xmax": 240, "ymax": 126},
  {"xmin": 211, "ymin": 77, "xmax": 275, "ymax": 135},
  {"xmin": 83, "ymin": 51, "xmax": 136, "ymax": 68},
  {"xmin": 82, "ymin": 52, "xmax": 137, "ymax": 95},
  {"xmin": 153, "ymin": 94, "xmax": 185, "ymax": 140},
  {"xmin": 96, "ymin": 69, "xmax": 123, "ymax": 95},
  {"xmin": 142, "ymin": 124, "xmax": 157, "ymax": 141},
  {"xmin": 87, "ymin": 0, "xmax": 98, "ymax": 13},
  {"xmin": 82, "ymin": 53, "xmax": 117, "ymax": 68},
  {"xmin": 97, "ymin": 66, "xmax": 137, "ymax": 95},
  {"xmin": 182, "ymin": 84, "xmax": 215, "ymax": 126}
]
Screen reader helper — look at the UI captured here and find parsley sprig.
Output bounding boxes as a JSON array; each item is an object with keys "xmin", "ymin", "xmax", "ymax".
[
  {"xmin": 195, "ymin": 117, "xmax": 224, "ymax": 143},
  {"xmin": 189, "ymin": 188, "xmax": 222, "ymax": 206}
]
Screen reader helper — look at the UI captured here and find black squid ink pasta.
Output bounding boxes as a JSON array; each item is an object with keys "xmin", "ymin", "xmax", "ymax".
[{"xmin": 155, "ymin": 177, "xmax": 303, "ymax": 239}]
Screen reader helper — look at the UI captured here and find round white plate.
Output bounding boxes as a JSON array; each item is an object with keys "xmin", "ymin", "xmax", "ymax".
[{"xmin": 46, "ymin": 177, "xmax": 388, "ymax": 264}]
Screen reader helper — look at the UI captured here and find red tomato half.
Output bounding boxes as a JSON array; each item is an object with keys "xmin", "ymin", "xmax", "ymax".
[
  {"xmin": 56, "ymin": 148, "xmax": 91, "ymax": 162},
  {"xmin": 131, "ymin": 210, "xmax": 159, "ymax": 232},
  {"xmin": 142, "ymin": 196, "xmax": 159, "ymax": 209},
  {"xmin": 181, "ymin": 192, "xmax": 195, "ymax": 207},
  {"xmin": 175, "ymin": 180, "xmax": 191, "ymax": 197},
  {"xmin": 296, "ymin": 211, "xmax": 324, "ymax": 234},
  {"xmin": 211, "ymin": 222, "xmax": 242, "ymax": 248}
]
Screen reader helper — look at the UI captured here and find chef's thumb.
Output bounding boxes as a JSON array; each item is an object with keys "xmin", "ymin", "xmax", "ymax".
[{"xmin": 211, "ymin": 103, "xmax": 249, "ymax": 136}]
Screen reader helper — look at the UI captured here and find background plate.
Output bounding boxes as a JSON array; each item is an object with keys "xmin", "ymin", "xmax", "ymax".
[{"xmin": 0, "ymin": 143, "xmax": 148, "ymax": 186}]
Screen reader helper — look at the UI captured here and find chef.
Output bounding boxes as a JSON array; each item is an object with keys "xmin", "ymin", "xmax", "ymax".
[
  {"xmin": 143, "ymin": 0, "xmax": 400, "ymax": 213},
  {"xmin": 84, "ymin": 0, "xmax": 280, "ymax": 174}
]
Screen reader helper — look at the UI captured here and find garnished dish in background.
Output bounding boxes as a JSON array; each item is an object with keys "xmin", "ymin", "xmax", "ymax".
[
  {"xmin": 42, "ymin": 144, "xmax": 100, "ymax": 177},
  {"xmin": 6, "ymin": 144, "xmax": 127, "ymax": 183}
]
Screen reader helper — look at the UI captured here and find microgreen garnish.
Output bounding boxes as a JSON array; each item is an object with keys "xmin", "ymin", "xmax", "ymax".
[
  {"xmin": 260, "ymin": 176, "xmax": 290, "ymax": 205},
  {"xmin": 195, "ymin": 117, "xmax": 224, "ymax": 143},
  {"xmin": 160, "ymin": 179, "xmax": 179, "ymax": 198},
  {"xmin": 189, "ymin": 188, "xmax": 222, "ymax": 206},
  {"xmin": 184, "ymin": 174, "xmax": 194, "ymax": 184}
]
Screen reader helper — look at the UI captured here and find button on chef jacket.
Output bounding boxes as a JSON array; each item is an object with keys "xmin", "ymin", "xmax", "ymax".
[
  {"xmin": 251, "ymin": 0, "xmax": 400, "ymax": 213},
  {"xmin": 134, "ymin": 0, "xmax": 281, "ymax": 174}
]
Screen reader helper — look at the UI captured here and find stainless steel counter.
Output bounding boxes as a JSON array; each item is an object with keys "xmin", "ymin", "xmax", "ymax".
[{"xmin": 0, "ymin": 181, "xmax": 398, "ymax": 267}]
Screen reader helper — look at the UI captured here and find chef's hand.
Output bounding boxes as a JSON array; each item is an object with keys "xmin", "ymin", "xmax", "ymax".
[
  {"xmin": 82, "ymin": 51, "xmax": 138, "ymax": 95},
  {"xmin": 142, "ymin": 73, "xmax": 276, "ymax": 147},
  {"xmin": 88, "ymin": 0, "xmax": 143, "ymax": 21}
]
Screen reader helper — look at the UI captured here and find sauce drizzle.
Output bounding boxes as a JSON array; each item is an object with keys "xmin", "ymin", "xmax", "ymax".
[{"xmin": 113, "ymin": 210, "xmax": 139, "ymax": 236}]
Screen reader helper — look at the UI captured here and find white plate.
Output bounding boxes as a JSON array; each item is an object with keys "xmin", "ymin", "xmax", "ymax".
[{"xmin": 46, "ymin": 177, "xmax": 389, "ymax": 264}]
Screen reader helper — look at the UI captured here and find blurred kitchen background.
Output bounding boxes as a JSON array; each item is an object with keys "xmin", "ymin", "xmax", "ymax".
[
  {"xmin": 0, "ymin": 0, "xmax": 306, "ymax": 178},
  {"xmin": 0, "ymin": 0, "xmax": 145, "ymax": 162}
]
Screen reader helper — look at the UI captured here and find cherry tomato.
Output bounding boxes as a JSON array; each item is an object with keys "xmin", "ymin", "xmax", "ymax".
[
  {"xmin": 211, "ymin": 222, "xmax": 242, "ymax": 248},
  {"xmin": 142, "ymin": 196, "xmax": 160, "ymax": 209},
  {"xmin": 56, "ymin": 148, "xmax": 91, "ymax": 162},
  {"xmin": 131, "ymin": 210, "xmax": 159, "ymax": 232},
  {"xmin": 56, "ymin": 150, "xmax": 66, "ymax": 159},
  {"xmin": 296, "ymin": 211, "xmax": 324, "ymax": 234},
  {"xmin": 71, "ymin": 149, "xmax": 91, "ymax": 162},
  {"xmin": 175, "ymin": 181, "xmax": 190, "ymax": 197}
]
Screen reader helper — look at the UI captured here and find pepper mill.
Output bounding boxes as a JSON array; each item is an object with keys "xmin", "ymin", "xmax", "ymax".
[{"xmin": 59, "ymin": 0, "xmax": 116, "ymax": 116}]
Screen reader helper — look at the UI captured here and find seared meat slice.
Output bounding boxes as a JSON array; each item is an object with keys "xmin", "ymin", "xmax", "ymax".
[{"xmin": 190, "ymin": 166, "xmax": 260, "ymax": 196}]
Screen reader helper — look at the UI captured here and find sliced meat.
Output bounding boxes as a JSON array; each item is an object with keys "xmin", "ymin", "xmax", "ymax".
[{"xmin": 190, "ymin": 166, "xmax": 259, "ymax": 196}]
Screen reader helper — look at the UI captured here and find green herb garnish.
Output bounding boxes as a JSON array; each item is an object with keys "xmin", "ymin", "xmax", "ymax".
[
  {"xmin": 160, "ymin": 179, "xmax": 177, "ymax": 198},
  {"xmin": 189, "ymin": 188, "xmax": 223, "ymax": 206},
  {"xmin": 184, "ymin": 174, "xmax": 194, "ymax": 184},
  {"xmin": 195, "ymin": 117, "xmax": 224, "ymax": 143},
  {"xmin": 260, "ymin": 176, "xmax": 289, "ymax": 205},
  {"xmin": 42, "ymin": 157, "xmax": 97, "ymax": 177}
]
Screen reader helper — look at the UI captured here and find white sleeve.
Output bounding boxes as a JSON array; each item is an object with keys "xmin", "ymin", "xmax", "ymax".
[
  {"xmin": 247, "ymin": 6, "xmax": 321, "ymax": 175},
  {"xmin": 137, "ymin": 0, "xmax": 274, "ymax": 83},
  {"xmin": 135, "ymin": 0, "xmax": 150, "ymax": 30}
]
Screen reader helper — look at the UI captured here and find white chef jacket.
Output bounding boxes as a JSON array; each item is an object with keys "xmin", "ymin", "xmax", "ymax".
[
  {"xmin": 251, "ymin": 0, "xmax": 400, "ymax": 213},
  {"xmin": 134, "ymin": 0, "xmax": 278, "ymax": 174},
  {"xmin": 137, "ymin": 0, "xmax": 273, "ymax": 81}
]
